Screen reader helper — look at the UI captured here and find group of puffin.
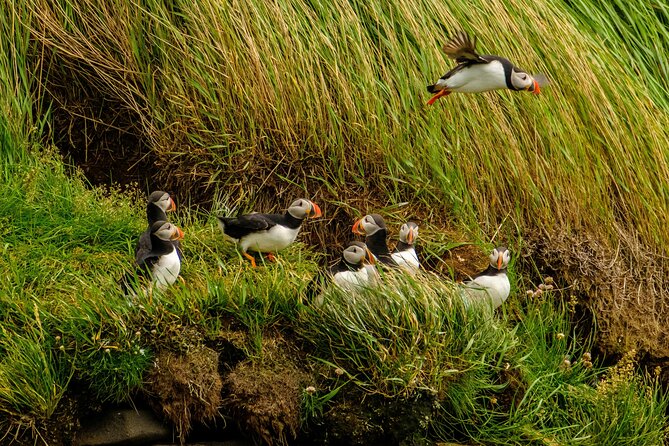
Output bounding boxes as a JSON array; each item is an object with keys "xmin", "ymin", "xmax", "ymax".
[
  {"xmin": 124, "ymin": 193, "xmax": 511, "ymax": 310},
  {"xmin": 122, "ymin": 30, "xmax": 543, "ymax": 309}
]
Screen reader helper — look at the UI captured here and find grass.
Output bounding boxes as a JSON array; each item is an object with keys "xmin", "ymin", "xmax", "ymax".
[
  {"xmin": 0, "ymin": 0, "xmax": 668, "ymax": 444},
  {"xmin": 21, "ymin": 0, "xmax": 669, "ymax": 247}
]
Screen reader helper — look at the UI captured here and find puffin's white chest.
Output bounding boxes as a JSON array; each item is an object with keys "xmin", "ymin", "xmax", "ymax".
[
  {"xmin": 333, "ymin": 268, "xmax": 370, "ymax": 292},
  {"xmin": 241, "ymin": 225, "xmax": 300, "ymax": 253},
  {"xmin": 391, "ymin": 248, "xmax": 420, "ymax": 274},
  {"xmin": 439, "ymin": 60, "xmax": 507, "ymax": 93},
  {"xmin": 462, "ymin": 273, "xmax": 510, "ymax": 309},
  {"xmin": 152, "ymin": 249, "xmax": 181, "ymax": 289}
]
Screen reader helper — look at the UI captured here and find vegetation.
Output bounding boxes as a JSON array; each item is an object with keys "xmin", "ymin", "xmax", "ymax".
[{"xmin": 0, "ymin": 0, "xmax": 668, "ymax": 444}]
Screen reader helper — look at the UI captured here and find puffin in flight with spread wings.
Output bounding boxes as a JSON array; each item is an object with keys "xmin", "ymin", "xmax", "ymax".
[{"xmin": 427, "ymin": 31, "xmax": 548, "ymax": 105}]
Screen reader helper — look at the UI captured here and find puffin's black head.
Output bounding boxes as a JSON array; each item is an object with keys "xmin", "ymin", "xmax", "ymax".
[
  {"xmin": 352, "ymin": 214, "xmax": 387, "ymax": 236},
  {"xmin": 488, "ymin": 246, "xmax": 510, "ymax": 270},
  {"xmin": 148, "ymin": 191, "xmax": 176, "ymax": 212},
  {"xmin": 342, "ymin": 241, "xmax": 375, "ymax": 266},
  {"xmin": 287, "ymin": 199, "xmax": 322, "ymax": 220},
  {"xmin": 398, "ymin": 222, "xmax": 419, "ymax": 245},
  {"xmin": 151, "ymin": 220, "xmax": 184, "ymax": 241}
]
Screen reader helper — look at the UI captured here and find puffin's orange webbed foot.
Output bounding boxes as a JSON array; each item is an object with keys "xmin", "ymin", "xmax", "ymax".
[{"xmin": 243, "ymin": 252, "xmax": 257, "ymax": 268}]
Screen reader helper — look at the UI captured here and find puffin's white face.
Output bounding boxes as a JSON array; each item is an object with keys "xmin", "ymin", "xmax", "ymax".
[
  {"xmin": 510, "ymin": 70, "xmax": 533, "ymax": 91},
  {"xmin": 148, "ymin": 191, "xmax": 176, "ymax": 212},
  {"xmin": 353, "ymin": 214, "xmax": 384, "ymax": 236},
  {"xmin": 153, "ymin": 221, "xmax": 184, "ymax": 241},
  {"xmin": 343, "ymin": 245, "xmax": 366, "ymax": 265},
  {"xmin": 398, "ymin": 222, "xmax": 419, "ymax": 245},
  {"xmin": 489, "ymin": 247, "xmax": 510, "ymax": 270},
  {"xmin": 342, "ymin": 241, "xmax": 374, "ymax": 266},
  {"xmin": 287, "ymin": 199, "xmax": 322, "ymax": 220}
]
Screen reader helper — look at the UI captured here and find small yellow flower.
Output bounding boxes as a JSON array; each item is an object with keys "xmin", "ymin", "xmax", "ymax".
[
  {"xmin": 305, "ymin": 386, "xmax": 316, "ymax": 394},
  {"xmin": 557, "ymin": 332, "xmax": 565, "ymax": 340}
]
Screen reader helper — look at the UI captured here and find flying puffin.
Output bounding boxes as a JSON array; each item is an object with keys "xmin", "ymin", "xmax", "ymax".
[
  {"xmin": 123, "ymin": 220, "xmax": 184, "ymax": 293},
  {"xmin": 307, "ymin": 241, "xmax": 376, "ymax": 306},
  {"xmin": 352, "ymin": 214, "xmax": 398, "ymax": 267},
  {"xmin": 217, "ymin": 198, "xmax": 322, "ymax": 267},
  {"xmin": 391, "ymin": 222, "xmax": 420, "ymax": 274},
  {"xmin": 136, "ymin": 191, "xmax": 181, "ymax": 258},
  {"xmin": 460, "ymin": 246, "xmax": 511, "ymax": 309},
  {"xmin": 426, "ymin": 31, "xmax": 548, "ymax": 105}
]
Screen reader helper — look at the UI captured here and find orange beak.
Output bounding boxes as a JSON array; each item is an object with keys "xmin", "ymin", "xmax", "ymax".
[
  {"xmin": 172, "ymin": 226, "xmax": 185, "ymax": 240},
  {"xmin": 309, "ymin": 202, "xmax": 322, "ymax": 218},
  {"xmin": 168, "ymin": 197, "xmax": 177, "ymax": 212},
  {"xmin": 407, "ymin": 229, "xmax": 415, "ymax": 245},
  {"xmin": 426, "ymin": 88, "xmax": 451, "ymax": 105},
  {"xmin": 352, "ymin": 218, "xmax": 365, "ymax": 235},
  {"xmin": 497, "ymin": 253, "xmax": 503, "ymax": 269},
  {"xmin": 365, "ymin": 249, "xmax": 376, "ymax": 265},
  {"xmin": 531, "ymin": 79, "xmax": 540, "ymax": 95}
]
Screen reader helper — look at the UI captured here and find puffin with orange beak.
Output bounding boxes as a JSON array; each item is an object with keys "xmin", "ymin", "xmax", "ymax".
[
  {"xmin": 136, "ymin": 191, "xmax": 181, "ymax": 259},
  {"xmin": 352, "ymin": 214, "xmax": 398, "ymax": 267},
  {"xmin": 307, "ymin": 241, "xmax": 376, "ymax": 306},
  {"xmin": 122, "ymin": 220, "xmax": 185, "ymax": 293},
  {"xmin": 427, "ymin": 31, "xmax": 548, "ymax": 105},
  {"xmin": 461, "ymin": 246, "xmax": 511, "ymax": 309},
  {"xmin": 217, "ymin": 198, "xmax": 322, "ymax": 267},
  {"xmin": 391, "ymin": 222, "xmax": 420, "ymax": 274}
]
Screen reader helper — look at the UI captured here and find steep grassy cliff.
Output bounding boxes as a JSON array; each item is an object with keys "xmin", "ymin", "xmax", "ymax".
[{"xmin": 1, "ymin": 0, "xmax": 668, "ymax": 444}]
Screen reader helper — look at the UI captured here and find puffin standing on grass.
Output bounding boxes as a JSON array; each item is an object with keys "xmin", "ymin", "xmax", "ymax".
[
  {"xmin": 307, "ymin": 241, "xmax": 376, "ymax": 306},
  {"xmin": 352, "ymin": 214, "xmax": 398, "ymax": 267},
  {"xmin": 137, "ymin": 191, "xmax": 181, "ymax": 258},
  {"xmin": 122, "ymin": 220, "xmax": 185, "ymax": 293},
  {"xmin": 426, "ymin": 31, "xmax": 548, "ymax": 105},
  {"xmin": 460, "ymin": 246, "xmax": 511, "ymax": 309},
  {"xmin": 391, "ymin": 222, "xmax": 420, "ymax": 274},
  {"xmin": 217, "ymin": 198, "xmax": 322, "ymax": 267}
]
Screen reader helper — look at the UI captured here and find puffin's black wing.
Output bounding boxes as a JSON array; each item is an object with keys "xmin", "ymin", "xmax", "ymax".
[
  {"xmin": 134, "ymin": 242, "xmax": 160, "ymax": 275},
  {"xmin": 443, "ymin": 31, "xmax": 488, "ymax": 64},
  {"xmin": 305, "ymin": 269, "xmax": 332, "ymax": 305},
  {"xmin": 218, "ymin": 213, "xmax": 279, "ymax": 239},
  {"xmin": 135, "ymin": 228, "xmax": 152, "ymax": 257}
]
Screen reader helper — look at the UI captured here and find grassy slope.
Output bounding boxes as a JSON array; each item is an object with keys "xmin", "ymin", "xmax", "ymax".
[
  {"xmin": 24, "ymin": 0, "xmax": 669, "ymax": 358},
  {"xmin": 1, "ymin": 0, "xmax": 668, "ymax": 445}
]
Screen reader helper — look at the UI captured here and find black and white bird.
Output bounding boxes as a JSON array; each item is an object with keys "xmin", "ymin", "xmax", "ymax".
[
  {"xmin": 136, "ymin": 191, "xmax": 180, "ymax": 258},
  {"xmin": 217, "ymin": 198, "xmax": 322, "ymax": 267},
  {"xmin": 123, "ymin": 220, "xmax": 184, "ymax": 293},
  {"xmin": 391, "ymin": 222, "xmax": 420, "ymax": 274},
  {"xmin": 427, "ymin": 31, "xmax": 548, "ymax": 105},
  {"xmin": 352, "ymin": 214, "xmax": 398, "ymax": 267},
  {"xmin": 308, "ymin": 241, "xmax": 376, "ymax": 306},
  {"xmin": 460, "ymin": 246, "xmax": 511, "ymax": 309}
]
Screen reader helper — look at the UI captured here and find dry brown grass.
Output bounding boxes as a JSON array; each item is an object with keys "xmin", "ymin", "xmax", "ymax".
[{"xmin": 146, "ymin": 345, "xmax": 222, "ymax": 443}]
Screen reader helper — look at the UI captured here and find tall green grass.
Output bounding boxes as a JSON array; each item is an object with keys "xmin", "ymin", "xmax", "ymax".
[{"xmin": 22, "ymin": 0, "xmax": 669, "ymax": 249}]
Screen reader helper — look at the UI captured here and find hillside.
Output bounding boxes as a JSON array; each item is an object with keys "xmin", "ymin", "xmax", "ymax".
[{"xmin": 1, "ymin": 0, "xmax": 668, "ymax": 444}]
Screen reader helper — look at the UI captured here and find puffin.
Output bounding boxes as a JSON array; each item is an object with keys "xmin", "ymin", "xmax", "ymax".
[
  {"xmin": 307, "ymin": 241, "xmax": 376, "ymax": 306},
  {"xmin": 391, "ymin": 222, "xmax": 420, "ymax": 274},
  {"xmin": 426, "ymin": 31, "xmax": 548, "ymax": 105},
  {"xmin": 122, "ymin": 220, "xmax": 185, "ymax": 293},
  {"xmin": 460, "ymin": 246, "xmax": 511, "ymax": 309},
  {"xmin": 136, "ymin": 191, "xmax": 181, "ymax": 258},
  {"xmin": 217, "ymin": 198, "xmax": 322, "ymax": 267},
  {"xmin": 352, "ymin": 214, "xmax": 398, "ymax": 267}
]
